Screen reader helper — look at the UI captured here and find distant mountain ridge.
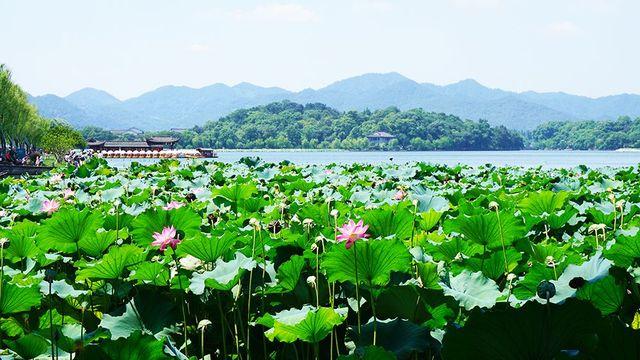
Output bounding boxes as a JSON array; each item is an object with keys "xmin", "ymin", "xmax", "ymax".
[{"xmin": 28, "ymin": 72, "xmax": 640, "ymax": 130}]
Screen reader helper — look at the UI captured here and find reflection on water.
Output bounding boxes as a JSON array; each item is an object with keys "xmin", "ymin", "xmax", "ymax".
[{"xmin": 106, "ymin": 150, "xmax": 640, "ymax": 168}]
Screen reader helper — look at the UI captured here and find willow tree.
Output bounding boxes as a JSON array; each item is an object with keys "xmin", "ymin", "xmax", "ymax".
[{"xmin": 0, "ymin": 64, "xmax": 78, "ymax": 155}]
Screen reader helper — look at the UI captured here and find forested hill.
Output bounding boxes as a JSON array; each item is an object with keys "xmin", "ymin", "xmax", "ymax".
[
  {"xmin": 82, "ymin": 101, "xmax": 525, "ymax": 151},
  {"xmin": 31, "ymin": 73, "xmax": 640, "ymax": 131},
  {"xmin": 531, "ymin": 116, "xmax": 640, "ymax": 150}
]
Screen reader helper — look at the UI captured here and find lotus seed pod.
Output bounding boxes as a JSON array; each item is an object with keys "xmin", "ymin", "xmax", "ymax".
[
  {"xmin": 536, "ymin": 280, "xmax": 556, "ymax": 300},
  {"xmin": 488, "ymin": 201, "xmax": 499, "ymax": 210}
]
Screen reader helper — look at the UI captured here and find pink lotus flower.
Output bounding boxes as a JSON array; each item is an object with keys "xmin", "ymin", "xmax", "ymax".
[
  {"xmin": 163, "ymin": 201, "xmax": 183, "ymax": 211},
  {"xmin": 336, "ymin": 220, "xmax": 370, "ymax": 249},
  {"xmin": 41, "ymin": 199, "xmax": 60, "ymax": 215},
  {"xmin": 151, "ymin": 226, "xmax": 181, "ymax": 252},
  {"xmin": 393, "ymin": 190, "xmax": 406, "ymax": 200},
  {"xmin": 63, "ymin": 189, "xmax": 75, "ymax": 199}
]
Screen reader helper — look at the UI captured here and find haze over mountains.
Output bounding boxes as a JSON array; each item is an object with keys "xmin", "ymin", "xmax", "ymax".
[{"xmin": 27, "ymin": 72, "xmax": 640, "ymax": 131}]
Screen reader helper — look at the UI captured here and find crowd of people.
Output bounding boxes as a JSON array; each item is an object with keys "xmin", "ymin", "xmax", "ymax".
[{"xmin": 1, "ymin": 148, "xmax": 43, "ymax": 166}]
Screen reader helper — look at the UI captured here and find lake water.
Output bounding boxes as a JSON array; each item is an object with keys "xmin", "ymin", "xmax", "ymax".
[{"xmin": 106, "ymin": 150, "xmax": 640, "ymax": 168}]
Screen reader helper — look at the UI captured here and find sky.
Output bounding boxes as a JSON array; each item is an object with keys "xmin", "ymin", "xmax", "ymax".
[{"xmin": 1, "ymin": 0, "xmax": 639, "ymax": 100}]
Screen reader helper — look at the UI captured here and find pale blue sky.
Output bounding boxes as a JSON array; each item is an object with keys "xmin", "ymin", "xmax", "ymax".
[{"xmin": 2, "ymin": 0, "xmax": 638, "ymax": 99}]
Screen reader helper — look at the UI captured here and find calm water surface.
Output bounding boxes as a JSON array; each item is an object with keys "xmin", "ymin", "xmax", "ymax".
[{"xmin": 107, "ymin": 150, "xmax": 640, "ymax": 168}]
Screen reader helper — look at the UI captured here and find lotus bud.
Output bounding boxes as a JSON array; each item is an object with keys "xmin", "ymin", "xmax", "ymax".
[
  {"xmin": 412, "ymin": 199, "xmax": 419, "ymax": 207},
  {"xmin": 249, "ymin": 218, "xmax": 261, "ymax": 229},
  {"xmin": 616, "ymin": 199, "xmax": 625, "ymax": 209},
  {"xmin": 330, "ymin": 209, "xmax": 339, "ymax": 217},
  {"xmin": 488, "ymin": 201, "xmax": 499, "ymax": 211},
  {"xmin": 545, "ymin": 256, "xmax": 555, "ymax": 267},
  {"xmin": 198, "ymin": 319, "xmax": 213, "ymax": 330},
  {"xmin": 267, "ymin": 220, "xmax": 282, "ymax": 234},
  {"xmin": 608, "ymin": 193, "xmax": 616, "ymax": 203},
  {"xmin": 306, "ymin": 275, "xmax": 317, "ymax": 287}
]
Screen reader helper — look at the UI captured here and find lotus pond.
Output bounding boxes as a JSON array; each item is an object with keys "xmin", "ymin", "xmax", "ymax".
[{"xmin": 1, "ymin": 158, "xmax": 640, "ymax": 359}]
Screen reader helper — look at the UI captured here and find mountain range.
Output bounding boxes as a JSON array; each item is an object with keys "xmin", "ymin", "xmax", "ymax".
[{"xmin": 27, "ymin": 72, "xmax": 640, "ymax": 131}]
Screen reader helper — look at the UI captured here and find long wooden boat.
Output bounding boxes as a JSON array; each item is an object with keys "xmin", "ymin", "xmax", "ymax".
[{"xmin": 0, "ymin": 164, "xmax": 53, "ymax": 177}]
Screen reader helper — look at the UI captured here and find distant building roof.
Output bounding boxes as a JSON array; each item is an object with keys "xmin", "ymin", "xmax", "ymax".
[
  {"xmin": 103, "ymin": 141, "xmax": 153, "ymax": 148},
  {"xmin": 109, "ymin": 127, "xmax": 144, "ymax": 135},
  {"xmin": 147, "ymin": 136, "xmax": 178, "ymax": 144},
  {"xmin": 367, "ymin": 131, "xmax": 395, "ymax": 139}
]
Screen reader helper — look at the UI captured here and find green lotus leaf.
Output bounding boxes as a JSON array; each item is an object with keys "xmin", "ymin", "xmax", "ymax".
[
  {"xmin": 189, "ymin": 251, "xmax": 257, "ymax": 293},
  {"xmin": 76, "ymin": 244, "xmax": 145, "ymax": 281},
  {"xmin": 546, "ymin": 208, "xmax": 581, "ymax": 229},
  {"xmin": 37, "ymin": 208, "xmax": 103, "ymax": 253},
  {"xmin": 338, "ymin": 346, "xmax": 396, "ymax": 360},
  {"xmin": 129, "ymin": 262, "xmax": 170, "ymax": 286},
  {"xmin": 0, "ymin": 283, "xmax": 41, "ymax": 314},
  {"xmin": 419, "ymin": 209, "xmax": 443, "ymax": 232},
  {"xmin": 78, "ymin": 229, "xmax": 118, "ymax": 258},
  {"xmin": 213, "ymin": 182, "xmax": 258, "ymax": 212},
  {"xmin": 511, "ymin": 263, "xmax": 555, "ymax": 300},
  {"xmin": 576, "ymin": 275, "xmax": 623, "ymax": 315},
  {"xmin": 265, "ymin": 255, "xmax": 305, "ymax": 293},
  {"xmin": 590, "ymin": 317, "xmax": 640, "ymax": 359},
  {"xmin": 461, "ymin": 248, "xmax": 522, "ymax": 280},
  {"xmin": 100, "ymin": 291, "xmax": 178, "ymax": 340},
  {"xmin": 347, "ymin": 318, "xmax": 439, "ymax": 359},
  {"xmin": 604, "ymin": 234, "xmax": 640, "ymax": 267},
  {"xmin": 77, "ymin": 331, "xmax": 170, "ymax": 360},
  {"xmin": 130, "ymin": 207, "xmax": 201, "ymax": 247},
  {"xmin": 2, "ymin": 219, "xmax": 41, "ymax": 260},
  {"xmin": 362, "ymin": 205, "xmax": 414, "ymax": 240},
  {"xmin": 5, "ymin": 333, "xmax": 49, "ymax": 360},
  {"xmin": 177, "ymin": 232, "xmax": 237, "ymax": 263},
  {"xmin": 425, "ymin": 237, "xmax": 483, "ymax": 262},
  {"xmin": 442, "ymin": 299, "xmax": 600, "ymax": 359},
  {"xmin": 546, "ymin": 251, "xmax": 612, "ymax": 304},
  {"xmin": 262, "ymin": 306, "xmax": 347, "ymax": 343},
  {"xmin": 323, "ymin": 240, "xmax": 412, "ymax": 287},
  {"xmin": 443, "ymin": 211, "xmax": 525, "ymax": 249},
  {"xmin": 375, "ymin": 285, "xmax": 456, "ymax": 326},
  {"xmin": 518, "ymin": 190, "xmax": 569, "ymax": 217},
  {"xmin": 440, "ymin": 270, "xmax": 503, "ymax": 310},
  {"xmin": 0, "ymin": 316, "xmax": 25, "ymax": 337},
  {"xmin": 39, "ymin": 279, "xmax": 87, "ymax": 298},
  {"xmin": 412, "ymin": 193, "xmax": 450, "ymax": 213},
  {"xmin": 416, "ymin": 262, "xmax": 441, "ymax": 289},
  {"xmin": 100, "ymin": 186, "xmax": 125, "ymax": 202}
]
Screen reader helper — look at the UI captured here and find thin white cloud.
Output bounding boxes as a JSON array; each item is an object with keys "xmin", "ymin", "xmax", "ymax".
[
  {"xmin": 547, "ymin": 21, "xmax": 579, "ymax": 35},
  {"xmin": 233, "ymin": 3, "xmax": 319, "ymax": 23},
  {"xmin": 189, "ymin": 43, "xmax": 210, "ymax": 53},
  {"xmin": 451, "ymin": 0, "xmax": 503, "ymax": 10},
  {"xmin": 353, "ymin": 0, "xmax": 393, "ymax": 12}
]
